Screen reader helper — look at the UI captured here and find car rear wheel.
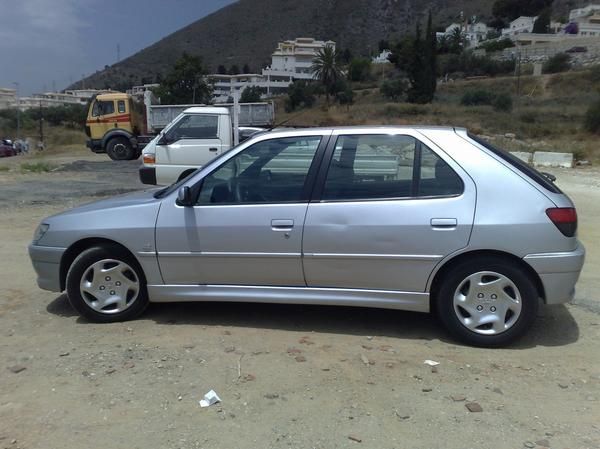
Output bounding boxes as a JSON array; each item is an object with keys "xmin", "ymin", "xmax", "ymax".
[
  {"xmin": 436, "ymin": 257, "xmax": 538, "ymax": 347},
  {"xmin": 66, "ymin": 245, "xmax": 148, "ymax": 322},
  {"xmin": 107, "ymin": 137, "xmax": 136, "ymax": 161}
]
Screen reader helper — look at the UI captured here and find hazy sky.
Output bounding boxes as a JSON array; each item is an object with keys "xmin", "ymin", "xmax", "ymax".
[{"xmin": 0, "ymin": 0, "xmax": 236, "ymax": 95}]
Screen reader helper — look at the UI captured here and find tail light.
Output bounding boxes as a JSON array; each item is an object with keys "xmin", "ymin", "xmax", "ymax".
[
  {"xmin": 546, "ymin": 208, "xmax": 577, "ymax": 237},
  {"xmin": 143, "ymin": 153, "xmax": 155, "ymax": 164}
]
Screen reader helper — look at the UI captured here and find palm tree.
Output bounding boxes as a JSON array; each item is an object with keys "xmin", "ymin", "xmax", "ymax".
[{"xmin": 311, "ymin": 45, "xmax": 343, "ymax": 104}]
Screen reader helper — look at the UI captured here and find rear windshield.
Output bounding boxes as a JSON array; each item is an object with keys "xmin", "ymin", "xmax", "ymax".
[{"xmin": 467, "ymin": 133, "xmax": 562, "ymax": 194}]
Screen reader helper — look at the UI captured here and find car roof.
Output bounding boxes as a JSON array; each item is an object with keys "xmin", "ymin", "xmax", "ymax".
[{"xmin": 260, "ymin": 125, "xmax": 466, "ymax": 134}]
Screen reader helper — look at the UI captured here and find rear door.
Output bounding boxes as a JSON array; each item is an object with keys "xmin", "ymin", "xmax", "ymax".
[
  {"xmin": 156, "ymin": 113, "xmax": 226, "ymax": 182},
  {"xmin": 302, "ymin": 130, "xmax": 476, "ymax": 293}
]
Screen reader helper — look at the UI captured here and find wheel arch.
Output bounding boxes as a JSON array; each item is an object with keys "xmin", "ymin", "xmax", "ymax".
[
  {"xmin": 59, "ymin": 238, "xmax": 144, "ymax": 291},
  {"xmin": 101, "ymin": 129, "xmax": 135, "ymax": 149},
  {"xmin": 428, "ymin": 249, "xmax": 546, "ymax": 312},
  {"xmin": 177, "ymin": 169, "xmax": 197, "ymax": 182}
]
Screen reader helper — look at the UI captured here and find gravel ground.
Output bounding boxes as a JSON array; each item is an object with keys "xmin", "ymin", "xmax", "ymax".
[{"xmin": 0, "ymin": 155, "xmax": 599, "ymax": 449}]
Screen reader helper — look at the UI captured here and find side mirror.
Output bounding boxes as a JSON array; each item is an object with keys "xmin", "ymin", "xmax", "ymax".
[{"xmin": 177, "ymin": 186, "xmax": 193, "ymax": 207}]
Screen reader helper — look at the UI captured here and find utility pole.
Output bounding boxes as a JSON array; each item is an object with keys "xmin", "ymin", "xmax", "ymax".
[
  {"xmin": 13, "ymin": 82, "xmax": 20, "ymax": 139},
  {"xmin": 39, "ymin": 99, "xmax": 44, "ymax": 149}
]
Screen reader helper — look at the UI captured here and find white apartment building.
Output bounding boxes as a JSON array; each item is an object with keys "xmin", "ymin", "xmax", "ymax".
[
  {"xmin": 569, "ymin": 4, "xmax": 600, "ymax": 21},
  {"xmin": 576, "ymin": 12, "xmax": 600, "ymax": 36},
  {"xmin": 0, "ymin": 88, "xmax": 17, "ymax": 110},
  {"xmin": 442, "ymin": 22, "xmax": 491, "ymax": 47},
  {"xmin": 372, "ymin": 49, "xmax": 392, "ymax": 64},
  {"xmin": 208, "ymin": 37, "xmax": 336, "ymax": 102},
  {"xmin": 502, "ymin": 16, "xmax": 538, "ymax": 36}
]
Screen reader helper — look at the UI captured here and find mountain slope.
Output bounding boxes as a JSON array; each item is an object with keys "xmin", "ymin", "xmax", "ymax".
[{"xmin": 79, "ymin": 0, "xmax": 501, "ymax": 90}]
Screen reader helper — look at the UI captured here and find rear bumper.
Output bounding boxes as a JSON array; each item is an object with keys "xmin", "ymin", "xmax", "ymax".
[
  {"xmin": 28, "ymin": 244, "xmax": 66, "ymax": 292},
  {"xmin": 139, "ymin": 166, "xmax": 157, "ymax": 185},
  {"xmin": 524, "ymin": 243, "xmax": 585, "ymax": 304}
]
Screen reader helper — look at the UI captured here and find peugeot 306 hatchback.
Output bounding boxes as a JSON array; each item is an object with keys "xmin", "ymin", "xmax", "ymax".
[{"xmin": 29, "ymin": 127, "xmax": 585, "ymax": 347}]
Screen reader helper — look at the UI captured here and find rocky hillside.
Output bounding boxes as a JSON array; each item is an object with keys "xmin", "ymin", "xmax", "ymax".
[{"xmin": 78, "ymin": 0, "xmax": 500, "ymax": 90}]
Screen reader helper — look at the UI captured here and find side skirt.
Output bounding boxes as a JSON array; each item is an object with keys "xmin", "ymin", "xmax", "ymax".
[{"xmin": 147, "ymin": 284, "xmax": 430, "ymax": 313}]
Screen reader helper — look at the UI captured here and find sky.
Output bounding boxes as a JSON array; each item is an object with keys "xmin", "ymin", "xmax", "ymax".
[{"xmin": 0, "ymin": 0, "xmax": 236, "ymax": 95}]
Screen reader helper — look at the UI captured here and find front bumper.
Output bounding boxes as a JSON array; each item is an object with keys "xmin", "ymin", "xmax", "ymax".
[
  {"xmin": 28, "ymin": 244, "xmax": 66, "ymax": 292},
  {"xmin": 86, "ymin": 139, "xmax": 103, "ymax": 153},
  {"xmin": 524, "ymin": 243, "xmax": 585, "ymax": 304},
  {"xmin": 139, "ymin": 166, "xmax": 157, "ymax": 185}
]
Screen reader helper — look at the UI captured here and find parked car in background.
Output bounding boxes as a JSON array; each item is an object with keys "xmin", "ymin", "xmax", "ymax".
[
  {"xmin": 565, "ymin": 46, "xmax": 587, "ymax": 53},
  {"xmin": 0, "ymin": 140, "xmax": 16, "ymax": 157},
  {"xmin": 28, "ymin": 126, "xmax": 585, "ymax": 347}
]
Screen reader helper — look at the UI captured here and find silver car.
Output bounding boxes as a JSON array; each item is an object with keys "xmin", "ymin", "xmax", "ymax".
[{"xmin": 29, "ymin": 127, "xmax": 585, "ymax": 346}]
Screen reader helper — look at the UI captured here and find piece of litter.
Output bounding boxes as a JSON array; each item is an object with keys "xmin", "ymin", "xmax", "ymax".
[
  {"xmin": 424, "ymin": 360, "xmax": 440, "ymax": 366},
  {"xmin": 199, "ymin": 390, "xmax": 221, "ymax": 407}
]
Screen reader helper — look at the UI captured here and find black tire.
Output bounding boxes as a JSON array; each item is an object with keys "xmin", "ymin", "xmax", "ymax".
[
  {"xmin": 66, "ymin": 245, "xmax": 149, "ymax": 322},
  {"xmin": 106, "ymin": 137, "xmax": 135, "ymax": 161},
  {"xmin": 177, "ymin": 169, "xmax": 196, "ymax": 182},
  {"xmin": 435, "ymin": 256, "xmax": 539, "ymax": 347}
]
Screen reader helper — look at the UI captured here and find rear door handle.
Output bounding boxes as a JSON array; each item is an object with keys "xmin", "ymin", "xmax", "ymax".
[
  {"xmin": 431, "ymin": 218, "xmax": 457, "ymax": 229},
  {"xmin": 271, "ymin": 219, "xmax": 294, "ymax": 231},
  {"xmin": 209, "ymin": 147, "xmax": 218, "ymax": 152}
]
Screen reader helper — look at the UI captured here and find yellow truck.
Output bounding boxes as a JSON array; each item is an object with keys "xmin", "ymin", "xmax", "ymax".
[{"xmin": 85, "ymin": 91, "xmax": 274, "ymax": 161}]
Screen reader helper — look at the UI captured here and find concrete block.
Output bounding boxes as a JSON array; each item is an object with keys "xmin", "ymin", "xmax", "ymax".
[
  {"xmin": 510, "ymin": 151, "xmax": 533, "ymax": 163},
  {"xmin": 533, "ymin": 151, "xmax": 573, "ymax": 168}
]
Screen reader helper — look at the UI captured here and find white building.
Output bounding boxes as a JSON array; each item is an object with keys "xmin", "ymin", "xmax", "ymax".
[
  {"xmin": 0, "ymin": 88, "xmax": 17, "ymax": 110},
  {"xmin": 13, "ymin": 89, "xmax": 110, "ymax": 111},
  {"xmin": 127, "ymin": 83, "xmax": 160, "ymax": 98},
  {"xmin": 207, "ymin": 37, "xmax": 336, "ymax": 102},
  {"xmin": 442, "ymin": 22, "xmax": 491, "ymax": 47},
  {"xmin": 372, "ymin": 49, "xmax": 392, "ymax": 64},
  {"xmin": 502, "ymin": 16, "xmax": 538, "ymax": 37},
  {"xmin": 569, "ymin": 4, "xmax": 600, "ymax": 21},
  {"xmin": 576, "ymin": 11, "xmax": 600, "ymax": 36}
]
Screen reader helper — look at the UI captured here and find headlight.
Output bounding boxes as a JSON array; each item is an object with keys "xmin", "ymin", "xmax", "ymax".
[{"xmin": 33, "ymin": 224, "xmax": 49, "ymax": 243}]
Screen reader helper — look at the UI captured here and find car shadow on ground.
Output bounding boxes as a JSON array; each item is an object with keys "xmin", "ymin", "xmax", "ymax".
[{"xmin": 46, "ymin": 295, "xmax": 579, "ymax": 349}]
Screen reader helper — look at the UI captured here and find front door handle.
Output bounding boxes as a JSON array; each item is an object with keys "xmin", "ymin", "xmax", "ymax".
[
  {"xmin": 271, "ymin": 219, "xmax": 294, "ymax": 231},
  {"xmin": 209, "ymin": 147, "xmax": 218, "ymax": 152},
  {"xmin": 431, "ymin": 218, "xmax": 457, "ymax": 229}
]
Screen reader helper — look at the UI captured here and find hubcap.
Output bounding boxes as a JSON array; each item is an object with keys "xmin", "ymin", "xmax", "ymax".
[
  {"xmin": 80, "ymin": 259, "xmax": 139, "ymax": 314},
  {"xmin": 113, "ymin": 143, "xmax": 127, "ymax": 157},
  {"xmin": 453, "ymin": 271, "xmax": 522, "ymax": 335}
]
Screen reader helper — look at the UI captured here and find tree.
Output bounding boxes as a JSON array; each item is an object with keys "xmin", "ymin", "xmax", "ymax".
[
  {"xmin": 348, "ymin": 58, "xmax": 372, "ymax": 82},
  {"xmin": 311, "ymin": 45, "xmax": 343, "ymax": 104},
  {"xmin": 380, "ymin": 78, "xmax": 408, "ymax": 101},
  {"xmin": 584, "ymin": 97, "xmax": 600, "ymax": 134},
  {"xmin": 242, "ymin": 63, "xmax": 251, "ymax": 74},
  {"xmin": 404, "ymin": 13, "xmax": 437, "ymax": 104},
  {"xmin": 378, "ymin": 39, "xmax": 390, "ymax": 52},
  {"xmin": 532, "ymin": 7, "xmax": 552, "ymax": 33},
  {"xmin": 240, "ymin": 86, "xmax": 264, "ymax": 103},
  {"xmin": 153, "ymin": 53, "xmax": 212, "ymax": 104},
  {"xmin": 543, "ymin": 53, "xmax": 571, "ymax": 73},
  {"xmin": 217, "ymin": 65, "xmax": 227, "ymax": 74},
  {"xmin": 228, "ymin": 65, "xmax": 240, "ymax": 75},
  {"xmin": 448, "ymin": 27, "xmax": 467, "ymax": 54},
  {"xmin": 285, "ymin": 80, "xmax": 316, "ymax": 112},
  {"xmin": 425, "ymin": 11, "xmax": 437, "ymax": 98}
]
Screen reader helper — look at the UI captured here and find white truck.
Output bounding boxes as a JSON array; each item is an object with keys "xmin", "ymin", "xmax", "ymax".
[{"xmin": 138, "ymin": 92, "xmax": 274, "ymax": 185}]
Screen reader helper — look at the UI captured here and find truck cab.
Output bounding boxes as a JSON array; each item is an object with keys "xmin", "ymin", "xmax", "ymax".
[
  {"xmin": 85, "ymin": 92, "xmax": 144, "ymax": 160},
  {"xmin": 139, "ymin": 107, "xmax": 234, "ymax": 185}
]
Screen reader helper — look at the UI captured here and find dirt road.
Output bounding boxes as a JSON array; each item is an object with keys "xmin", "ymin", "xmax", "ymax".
[{"xmin": 1, "ymin": 155, "xmax": 599, "ymax": 449}]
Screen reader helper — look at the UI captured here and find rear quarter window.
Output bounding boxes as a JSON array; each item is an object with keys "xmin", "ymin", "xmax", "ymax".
[{"xmin": 467, "ymin": 133, "xmax": 562, "ymax": 194}]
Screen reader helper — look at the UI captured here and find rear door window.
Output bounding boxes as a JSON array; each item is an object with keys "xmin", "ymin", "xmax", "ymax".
[{"xmin": 321, "ymin": 134, "xmax": 463, "ymax": 201}]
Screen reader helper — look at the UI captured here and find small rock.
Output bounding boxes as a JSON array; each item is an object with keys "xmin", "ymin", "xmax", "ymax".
[
  {"xmin": 524, "ymin": 442, "xmax": 535, "ymax": 448},
  {"xmin": 385, "ymin": 362, "xmax": 395, "ymax": 368},
  {"xmin": 360, "ymin": 354, "xmax": 371, "ymax": 366},
  {"xmin": 59, "ymin": 351, "xmax": 70, "ymax": 357},
  {"xmin": 558, "ymin": 383, "xmax": 568, "ymax": 389},
  {"xmin": 7, "ymin": 365, "xmax": 26, "ymax": 374},
  {"xmin": 299, "ymin": 336, "xmax": 314, "ymax": 345},
  {"xmin": 295, "ymin": 356, "xmax": 306, "ymax": 363},
  {"xmin": 224, "ymin": 346, "xmax": 236, "ymax": 353},
  {"xmin": 422, "ymin": 388, "xmax": 432, "ymax": 392},
  {"xmin": 177, "ymin": 395, "xmax": 182, "ymax": 401},
  {"xmin": 123, "ymin": 361, "xmax": 135, "ymax": 369},
  {"xmin": 451, "ymin": 395, "xmax": 466, "ymax": 402},
  {"xmin": 348, "ymin": 435, "xmax": 362, "ymax": 443},
  {"xmin": 366, "ymin": 336, "xmax": 373, "ymax": 340},
  {"xmin": 264, "ymin": 393, "xmax": 279, "ymax": 399},
  {"xmin": 243, "ymin": 374, "xmax": 256, "ymax": 382},
  {"xmin": 361, "ymin": 344, "xmax": 373, "ymax": 350},
  {"xmin": 493, "ymin": 387, "xmax": 503, "ymax": 395},
  {"xmin": 465, "ymin": 402, "xmax": 483, "ymax": 412},
  {"xmin": 395, "ymin": 411, "xmax": 410, "ymax": 420},
  {"xmin": 535, "ymin": 439, "xmax": 550, "ymax": 447},
  {"xmin": 287, "ymin": 347, "xmax": 302, "ymax": 355},
  {"xmin": 105, "ymin": 368, "xmax": 116, "ymax": 375},
  {"xmin": 183, "ymin": 344, "xmax": 195, "ymax": 349}
]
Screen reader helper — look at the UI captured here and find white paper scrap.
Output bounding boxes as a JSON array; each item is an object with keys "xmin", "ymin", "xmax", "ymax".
[{"xmin": 199, "ymin": 389, "xmax": 221, "ymax": 407}]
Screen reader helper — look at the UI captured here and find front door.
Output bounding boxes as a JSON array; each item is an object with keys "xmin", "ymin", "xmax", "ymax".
[
  {"xmin": 155, "ymin": 133, "xmax": 328, "ymax": 286},
  {"xmin": 302, "ymin": 131, "xmax": 475, "ymax": 293}
]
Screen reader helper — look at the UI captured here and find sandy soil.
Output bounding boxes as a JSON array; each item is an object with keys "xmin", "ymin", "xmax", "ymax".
[{"xmin": 0, "ymin": 154, "xmax": 599, "ymax": 449}]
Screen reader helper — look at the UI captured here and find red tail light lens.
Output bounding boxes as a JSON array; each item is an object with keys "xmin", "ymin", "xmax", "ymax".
[{"xmin": 546, "ymin": 208, "xmax": 577, "ymax": 237}]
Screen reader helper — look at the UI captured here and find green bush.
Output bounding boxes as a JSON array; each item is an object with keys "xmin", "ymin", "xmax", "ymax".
[
  {"xmin": 460, "ymin": 89, "xmax": 495, "ymax": 106},
  {"xmin": 347, "ymin": 58, "xmax": 372, "ymax": 82},
  {"xmin": 492, "ymin": 93, "xmax": 513, "ymax": 112},
  {"xmin": 438, "ymin": 52, "xmax": 515, "ymax": 77},
  {"xmin": 543, "ymin": 53, "xmax": 571, "ymax": 74},
  {"xmin": 584, "ymin": 98, "xmax": 600, "ymax": 133},
  {"xmin": 380, "ymin": 78, "xmax": 408, "ymax": 101},
  {"xmin": 477, "ymin": 38, "xmax": 515, "ymax": 53},
  {"xmin": 20, "ymin": 162, "xmax": 55, "ymax": 173},
  {"xmin": 285, "ymin": 80, "xmax": 316, "ymax": 112},
  {"xmin": 240, "ymin": 86, "xmax": 265, "ymax": 103}
]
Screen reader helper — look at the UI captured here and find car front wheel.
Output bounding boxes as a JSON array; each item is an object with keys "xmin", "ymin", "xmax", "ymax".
[
  {"xmin": 436, "ymin": 257, "xmax": 539, "ymax": 347},
  {"xmin": 66, "ymin": 246, "xmax": 149, "ymax": 322}
]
